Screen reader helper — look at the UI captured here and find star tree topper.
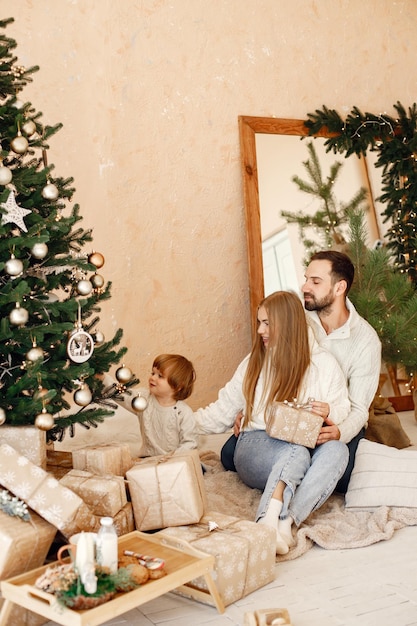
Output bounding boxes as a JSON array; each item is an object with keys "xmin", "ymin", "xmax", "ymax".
[{"xmin": 1, "ymin": 190, "xmax": 32, "ymax": 232}]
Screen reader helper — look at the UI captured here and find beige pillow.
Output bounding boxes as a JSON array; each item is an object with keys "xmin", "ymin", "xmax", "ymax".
[{"xmin": 345, "ymin": 439, "xmax": 417, "ymax": 510}]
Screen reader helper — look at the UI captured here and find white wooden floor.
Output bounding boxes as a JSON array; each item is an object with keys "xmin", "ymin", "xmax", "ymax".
[{"xmin": 42, "ymin": 410, "xmax": 417, "ymax": 626}]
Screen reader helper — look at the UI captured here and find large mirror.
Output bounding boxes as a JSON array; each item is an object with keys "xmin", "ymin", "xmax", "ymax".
[{"xmin": 238, "ymin": 116, "xmax": 385, "ymax": 329}]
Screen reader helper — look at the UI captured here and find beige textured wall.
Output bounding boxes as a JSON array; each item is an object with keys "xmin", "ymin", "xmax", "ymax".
[{"xmin": 3, "ymin": 1, "xmax": 417, "ymax": 408}]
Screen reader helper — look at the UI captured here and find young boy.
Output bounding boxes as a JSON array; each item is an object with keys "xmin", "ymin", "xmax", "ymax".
[{"xmin": 106, "ymin": 354, "xmax": 198, "ymax": 457}]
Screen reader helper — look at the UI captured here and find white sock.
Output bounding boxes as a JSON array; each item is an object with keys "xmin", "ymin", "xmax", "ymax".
[
  {"xmin": 258, "ymin": 497, "xmax": 282, "ymax": 528},
  {"xmin": 258, "ymin": 499, "xmax": 289, "ymax": 555},
  {"xmin": 278, "ymin": 516, "xmax": 294, "ymax": 547}
]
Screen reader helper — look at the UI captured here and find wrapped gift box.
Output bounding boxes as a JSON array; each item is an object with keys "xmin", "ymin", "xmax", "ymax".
[
  {"xmin": 60, "ymin": 469, "xmax": 127, "ymax": 517},
  {"xmin": 72, "ymin": 443, "xmax": 133, "ymax": 476},
  {"xmin": 0, "ymin": 443, "xmax": 98, "ymax": 538},
  {"xmin": 46, "ymin": 449, "xmax": 73, "ymax": 480},
  {"xmin": 126, "ymin": 450, "xmax": 208, "ymax": 531},
  {"xmin": 113, "ymin": 502, "xmax": 135, "ymax": 535},
  {"xmin": 0, "ymin": 508, "xmax": 56, "ymax": 580},
  {"xmin": 0, "ymin": 425, "xmax": 46, "ymax": 469},
  {"xmin": 158, "ymin": 511, "xmax": 276, "ymax": 606}
]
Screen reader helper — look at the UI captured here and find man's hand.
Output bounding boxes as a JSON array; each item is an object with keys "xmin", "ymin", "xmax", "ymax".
[
  {"xmin": 233, "ymin": 410, "xmax": 243, "ymax": 436},
  {"xmin": 316, "ymin": 415, "xmax": 341, "ymax": 445}
]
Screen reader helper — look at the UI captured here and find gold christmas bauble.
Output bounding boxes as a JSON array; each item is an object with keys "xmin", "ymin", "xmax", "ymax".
[
  {"xmin": 33, "ymin": 386, "xmax": 50, "ymax": 403},
  {"xmin": 116, "ymin": 365, "xmax": 133, "ymax": 383},
  {"xmin": 31, "ymin": 242, "xmax": 48, "ymax": 259},
  {"xmin": 132, "ymin": 394, "xmax": 148, "ymax": 412},
  {"xmin": 9, "ymin": 304, "xmax": 28, "ymax": 326},
  {"xmin": 42, "ymin": 183, "xmax": 59, "ymax": 200},
  {"xmin": 10, "ymin": 134, "xmax": 28, "ymax": 154},
  {"xmin": 0, "ymin": 165, "xmax": 12, "ymax": 185},
  {"xmin": 76, "ymin": 279, "xmax": 93, "ymax": 296},
  {"xmin": 35, "ymin": 410, "xmax": 54, "ymax": 430},
  {"xmin": 91, "ymin": 273, "xmax": 105, "ymax": 289},
  {"xmin": 0, "ymin": 407, "xmax": 6, "ymax": 426},
  {"xmin": 88, "ymin": 252, "xmax": 105, "ymax": 268}
]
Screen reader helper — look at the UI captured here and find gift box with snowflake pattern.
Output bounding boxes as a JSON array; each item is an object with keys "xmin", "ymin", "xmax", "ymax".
[
  {"xmin": 0, "ymin": 443, "xmax": 98, "ymax": 538},
  {"xmin": 157, "ymin": 511, "xmax": 276, "ymax": 606}
]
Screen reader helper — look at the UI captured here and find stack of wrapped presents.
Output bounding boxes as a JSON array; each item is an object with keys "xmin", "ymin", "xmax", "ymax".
[{"xmin": 0, "ymin": 429, "xmax": 277, "ymax": 613}]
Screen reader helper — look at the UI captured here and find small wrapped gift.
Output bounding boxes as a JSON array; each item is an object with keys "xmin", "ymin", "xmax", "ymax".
[
  {"xmin": 158, "ymin": 511, "xmax": 276, "ymax": 606},
  {"xmin": 266, "ymin": 399, "xmax": 322, "ymax": 448},
  {"xmin": 126, "ymin": 450, "xmax": 208, "ymax": 531},
  {"xmin": 0, "ymin": 425, "xmax": 46, "ymax": 469},
  {"xmin": 60, "ymin": 469, "xmax": 127, "ymax": 517},
  {"xmin": 0, "ymin": 508, "xmax": 56, "ymax": 580},
  {"xmin": 72, "ymin": 443, "xmax": 133, "ymax": 476},
  {"xmin": 113, "ymin": 502, "xmax": 135, "ymax": 535},
  {"xmin": 0, "ymin": 443, "xmax": 98, "ymax": 538}
]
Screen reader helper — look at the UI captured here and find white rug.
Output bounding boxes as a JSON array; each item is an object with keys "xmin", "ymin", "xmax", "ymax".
[{"xmin": 201, "ymin": 449, "xmax": 417, "ymax": 562}]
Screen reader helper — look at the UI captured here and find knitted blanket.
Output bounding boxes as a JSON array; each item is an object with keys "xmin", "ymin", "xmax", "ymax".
[{"xmin": 200, "ymin": 450, "xmax": 417, "ymax": 562}]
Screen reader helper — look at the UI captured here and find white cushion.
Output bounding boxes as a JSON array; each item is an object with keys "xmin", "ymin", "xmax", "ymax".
[{"xmin": 345, "ymin": 439, "xmax": 417, "ymax": 510}]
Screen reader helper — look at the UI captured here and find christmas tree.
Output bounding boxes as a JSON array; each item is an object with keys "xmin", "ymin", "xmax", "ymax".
[
  {"xmin": 281, "ymin": 140, "xmax": 368, "ymax": 263},
  {"xmin": 0, "ymin": 18, "xmax": 138, "ymax": 440}
]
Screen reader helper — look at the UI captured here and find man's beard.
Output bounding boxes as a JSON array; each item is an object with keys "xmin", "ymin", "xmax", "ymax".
[{"xmin": 304, "ymin": 290, "xmax": 335, "ymax": 313}]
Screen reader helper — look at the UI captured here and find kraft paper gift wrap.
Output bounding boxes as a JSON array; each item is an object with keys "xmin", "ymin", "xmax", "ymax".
[
  {"xmin": 126, "ymin": 450, "xmax": 208, "ymax": 531},
  {"xmin": 72, "ymin": 443, "xmax": 133, "ymax": 476},
  {"xmin": 0, "ymin": 508, "xmax": 56, "ymax": 580},
  {"xmin": 113, "ymin": 502, "xmax": 135, "ymax": 535},
  {"xmin": 158, "ymin": 511, "xmax": 276, "ymax": 606},
  {"xmin": 0, "ymin": 425, "xmax": 46, "ymax": 469},
  {"xmin": 0, "ymin": 443, "xmax": 98, "ymax": 538},
  {"xmin": 60, "ymin": 469, "xmax": 127, "ymax": 517},
  {"xmin": 266, "ymin": 401, "xmax": 323, "ymax": 448}
]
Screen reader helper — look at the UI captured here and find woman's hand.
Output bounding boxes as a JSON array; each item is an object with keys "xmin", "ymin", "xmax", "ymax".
[
  {"xmin": 310, "ymin": 400, "xmax": 329, "ymax": 419},
  {"xmin": 233, "ymin": 410, "xmax": 244, "ymax": 436}
]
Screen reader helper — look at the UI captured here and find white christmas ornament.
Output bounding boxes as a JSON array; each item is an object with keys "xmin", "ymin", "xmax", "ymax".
[
  {"xmin": 76, "ymin": 279, "xmax": 93, "ymax": 296},
  {"xmin": 1, "ymin": 190, "xmax": 32, "ymax": 232},
  {"xmin": 31, "ymin": 242, "xmax": 48, "ymax": 259},
  {"xmin": 74, "ymin": 385, "xmax": 93, "ymax": 406},
  {"xmin": 5, "ymin": 255, "xmax": 23, "ymax": 277},
  {"xmin": 10, "ymin": 133, "xmax": 28, "ymax": 154},
  {"xmin": 9, "ymin": 303, "xmax": 28, "ymax": 326},
  {"xmin": 42, "ymin": 182, "xmax": 59, "ymax": 200},
  {"xmin": 132, "ymin": 394, "xmax": 148, "ymax": 412},
  {"xmin": 116, "ymin": 365, "xmax": 133, "ymax": 383},
  {"xmin": 0, "ymin": 407, "xmax": 6, "ymax": 425},
  {"xmin": 0, "ymin": 165, "xmax": 12, "ymax": 185},
  {"xmin": 22, "ymin": 119, "xmax": 36, "ymax": 136}
]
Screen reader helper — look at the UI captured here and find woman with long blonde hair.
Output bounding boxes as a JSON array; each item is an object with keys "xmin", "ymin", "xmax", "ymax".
[{"xmin": 195, "ymin": 291, "xmax": 349, "ymax": 554}]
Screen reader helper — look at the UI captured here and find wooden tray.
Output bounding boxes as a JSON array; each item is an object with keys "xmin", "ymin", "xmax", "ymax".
[{"xmin": 0, "ymin": 530, "xmax": 224, "ymax": 626}]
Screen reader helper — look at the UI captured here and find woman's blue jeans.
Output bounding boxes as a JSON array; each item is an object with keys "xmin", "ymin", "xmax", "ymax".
[{"xmin": 234, "ymin": 430, "xmax": 349, "ymax": 527}]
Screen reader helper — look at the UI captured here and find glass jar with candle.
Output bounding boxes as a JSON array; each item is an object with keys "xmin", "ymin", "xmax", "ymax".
[{"xmin": 96, "ymin": 517, "xmax": 118, "ymax": 573}]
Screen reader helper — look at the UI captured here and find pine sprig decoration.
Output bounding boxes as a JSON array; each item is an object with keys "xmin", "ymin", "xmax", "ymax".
[
  {"xmin": 0, "ymin": 488, "xmax": 30, "ymax": 521},
  {"xmin": 304, "ymin": 102, "xmax": 417, "ymax": 283}
]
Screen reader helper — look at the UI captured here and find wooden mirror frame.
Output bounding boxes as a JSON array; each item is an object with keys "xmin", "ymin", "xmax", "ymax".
[{"xmin": 238, "ymin": 115, "xmax": 339, "ymax": 329}]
